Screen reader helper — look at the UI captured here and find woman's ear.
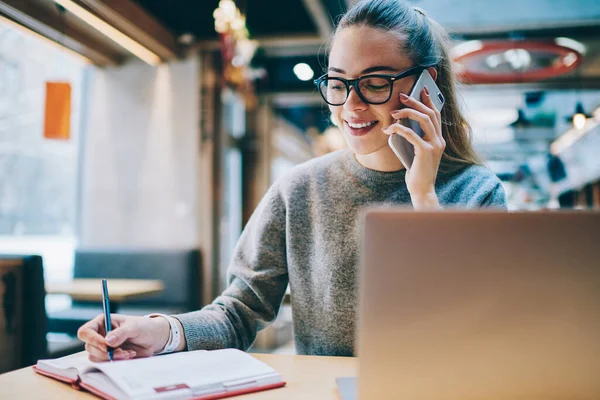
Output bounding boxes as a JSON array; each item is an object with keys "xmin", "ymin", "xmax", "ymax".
[{"xmin": 427, "ymin": 67, "xmax": 438, "ymax": 81}]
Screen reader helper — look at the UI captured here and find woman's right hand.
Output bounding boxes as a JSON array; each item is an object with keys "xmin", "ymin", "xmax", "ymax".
[{"xmin": 77, "ymin": 314, "xmax": 171, "ymax": 362}]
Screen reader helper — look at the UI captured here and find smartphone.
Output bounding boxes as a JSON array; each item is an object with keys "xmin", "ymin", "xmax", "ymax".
[{"xmin": 388, "ymin": 69, "xmax": 445, "ymax": 170}]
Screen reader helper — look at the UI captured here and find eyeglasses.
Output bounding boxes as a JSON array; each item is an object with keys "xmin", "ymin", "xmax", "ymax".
[{"xmin": 314, "ymin": 65, "xmax": 431, "ymax": 106}]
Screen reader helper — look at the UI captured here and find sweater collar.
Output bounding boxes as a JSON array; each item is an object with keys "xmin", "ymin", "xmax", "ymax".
[{"xmin": 341, "ymin": 149, "xmax": 407, "ymax": 185}]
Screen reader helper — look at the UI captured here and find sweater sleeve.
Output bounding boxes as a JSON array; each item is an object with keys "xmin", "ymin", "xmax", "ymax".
[
  {"xmin": 440, "ymin": 165, "xmax": 508, "ymax": 210},
  {"xmin": 174, "ymin": 181, "xmax": 288, "ymax": 351},
  {"xmin": 480, "ymin": 181, "xmax": 507, "ymax": 209}
]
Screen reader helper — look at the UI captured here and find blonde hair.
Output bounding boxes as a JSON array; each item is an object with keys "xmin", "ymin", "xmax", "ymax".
[{"xmin": 336, "ymin": 0, "xmax": 483, "ymax": 172}]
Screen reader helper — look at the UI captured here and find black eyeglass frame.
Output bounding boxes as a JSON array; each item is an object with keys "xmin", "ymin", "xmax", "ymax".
[{"xmin": 314, "ymin": 65, "xmax": 435, "ymax": 106}]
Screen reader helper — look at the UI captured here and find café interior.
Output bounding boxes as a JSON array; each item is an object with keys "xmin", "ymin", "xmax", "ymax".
[{"xmin": 0, "ymin": 0, "xmax": 599, "ymax": 396}]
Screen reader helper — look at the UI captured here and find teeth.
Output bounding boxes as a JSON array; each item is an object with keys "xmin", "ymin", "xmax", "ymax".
[{"xmin": 348, "ymin": 121, "xmax": 377, "ymax": 129}]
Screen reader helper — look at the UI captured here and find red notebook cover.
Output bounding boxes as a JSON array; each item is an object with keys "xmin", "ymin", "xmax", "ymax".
[
  {"xmin": 33, "ymin": 365, "xmax": 82, "ymax": 389},
  {"xmin": 79, "ymin": 381, "xmax": 287, "ymax": 400},
  {"xmin": 33, "ymin": 365, "xmax": 286, "ymax": 400}
]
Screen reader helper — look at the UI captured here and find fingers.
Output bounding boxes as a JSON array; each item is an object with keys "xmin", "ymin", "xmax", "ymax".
[
  {"xmin": 420, "ymin": 88, "xmax": 445, "ymax": 148},
  {"xmin": 390, "ymin": 107, "xmax": 437, "ymax": 143},
  {"xmin": 400, "ymin": 91, "xmax": 433, "ymax": 118},
  {"xmin": 392, "ymin": 89, "xmax": 443, "ymax": 143},
  {"xmin": 419, "ymin": 87, "xmax": 442, "ymax": 134},
  {"xmin": 85, "ymin": 342, "xmax": 107, "ymax": 361},
  {"xmin": 78, "ymin": 314, "xmax": 109, "ymax": 350},
  {"xmin": 104, "ymin": 323, "xmax": 138, "ymax": 348},
  {"xmin": 384, "ymin": 122, "xmax": 431, "ymax": 153},
  {"xmin": 85, "ymin": 342, "xmax": 136, "ymax": 362},
  {"xmin": 78, "ymin": 314, "xmax": 140, "ymax": 362}
]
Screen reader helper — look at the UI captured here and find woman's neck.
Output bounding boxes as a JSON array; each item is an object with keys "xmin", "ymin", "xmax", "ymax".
[{"xmin": 354, "ymin": 146, "xmax": 405, "ymax": 172}]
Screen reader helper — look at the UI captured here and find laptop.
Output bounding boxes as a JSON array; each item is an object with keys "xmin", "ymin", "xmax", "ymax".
[{"xmin": 354, "ymin": 210, "xmax": 600, "ymax": 400}]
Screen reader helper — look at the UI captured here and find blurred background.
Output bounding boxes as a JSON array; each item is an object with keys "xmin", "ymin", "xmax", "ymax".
[{"xmin": 0, "ymin": 0, "xmax": 599, "ymax": 366}]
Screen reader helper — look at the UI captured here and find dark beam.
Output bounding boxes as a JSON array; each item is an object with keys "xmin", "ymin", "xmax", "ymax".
[
  {"xmin": 76, "ymin": 0, "xmax": 180, "ymax": 60},
  {"xmin": 0, "ymin": 0, "xmax": 123, "ymax": 66},
  {"xmin": 301, "ymin": 0, "xmax": 333, "ymax": 39},
  {"xmin": 193, "ymin": 34, "xmax": 324, "ymax": 57}
]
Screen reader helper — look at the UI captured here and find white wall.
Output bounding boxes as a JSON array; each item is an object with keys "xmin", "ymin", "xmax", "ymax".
[{"xmin": 80, "ymin": 57, "xmax": 199, "ymax": 248}]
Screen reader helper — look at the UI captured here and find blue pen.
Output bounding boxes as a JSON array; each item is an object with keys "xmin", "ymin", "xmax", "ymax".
[{"xmin": 101, "ymin": 279, "xmax": 114, "ymax": 361}]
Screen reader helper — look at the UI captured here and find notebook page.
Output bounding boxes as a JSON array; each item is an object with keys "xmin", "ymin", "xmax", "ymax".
[
  {"xmin": 79, "ymin": 372, "xmax": 128, "ymax": 400},
  {"xmin": 89, "ymin": 349, "xmax": 279, "ymax": 399},
  {"xmin": 37, "ymin": 352, "xmax": 101, "ymax": 379}
]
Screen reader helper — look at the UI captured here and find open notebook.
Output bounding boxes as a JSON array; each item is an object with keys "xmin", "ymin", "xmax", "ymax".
[{"xmin": 33, "ymin": 349, "xmax": 285, "ymax": 400}]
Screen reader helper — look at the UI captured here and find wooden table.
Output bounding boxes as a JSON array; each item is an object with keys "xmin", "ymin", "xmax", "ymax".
[
  {"xmin": 0, "ymin": 353, "xmax": 357, "ymax": 399},
  {"xmin": 46, "ymin": 278, "xmax": 165, "ymax": 312},
  {"xmin": 46, "ymin": 279, "xmax": 164, "ymax": 302}
]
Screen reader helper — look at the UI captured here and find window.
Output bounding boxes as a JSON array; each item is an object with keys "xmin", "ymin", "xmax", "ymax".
[{"xmin": 0, "ymin": 22, "xmax": 87, "ymax": 287}]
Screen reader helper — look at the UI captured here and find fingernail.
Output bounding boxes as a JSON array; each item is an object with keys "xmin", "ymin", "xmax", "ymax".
[
  {"xmin": 424, "ymin": 86, "xmax": 430, "ymax": 96},
  {"xmin": 400, "ymin": 93, "xmax": 409, "ymax": 101},
  {"xmin": 106, "ymin": 335, "xmax": 116, "ymax": 344}
]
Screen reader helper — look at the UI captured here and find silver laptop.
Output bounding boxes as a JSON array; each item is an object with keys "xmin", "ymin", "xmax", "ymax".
[{"xmin": 356, "ymin": 210, "xmax": 600, "ymax": 400}]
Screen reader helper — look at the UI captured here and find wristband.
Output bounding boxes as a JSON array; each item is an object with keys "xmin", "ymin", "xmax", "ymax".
[{"xmin": 144, "ymin": 313, "xmax": 181, "ymax": 354}]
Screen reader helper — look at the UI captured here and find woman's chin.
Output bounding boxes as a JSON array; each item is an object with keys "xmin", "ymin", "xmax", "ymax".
[{"xmin": 344, "ymin": 134, "xmax": 389, "ymax": 156}]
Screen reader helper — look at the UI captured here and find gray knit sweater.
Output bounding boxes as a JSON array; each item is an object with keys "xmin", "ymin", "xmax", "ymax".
[{"xmin": 175, "ymin": 149, "xmax": 506, "ymax": 357}]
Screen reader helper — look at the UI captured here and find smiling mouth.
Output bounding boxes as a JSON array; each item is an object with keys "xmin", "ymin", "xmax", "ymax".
[{"xmin": 345, "ymin": 120, "xmax": 378, "ymax": 129}]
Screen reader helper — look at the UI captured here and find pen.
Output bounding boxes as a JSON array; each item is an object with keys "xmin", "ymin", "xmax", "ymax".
[{"xmin": 101, "ymin": 279, "xmax": 114, "ymax": 361}]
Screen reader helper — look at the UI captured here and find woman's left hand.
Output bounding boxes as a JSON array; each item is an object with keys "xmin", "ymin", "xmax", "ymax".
[{"xmin": 383, "ymin": 87, "xmax": 446, "ymax": 210}]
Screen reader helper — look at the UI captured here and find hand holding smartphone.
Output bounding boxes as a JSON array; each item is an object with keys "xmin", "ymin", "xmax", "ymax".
[{"xmin": 388, "ymin": 69, "xmax": 444, "ymax": 170}]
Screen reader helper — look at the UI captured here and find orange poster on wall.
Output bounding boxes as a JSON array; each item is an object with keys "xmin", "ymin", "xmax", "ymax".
[{"xmin": 44, "ymin": 82, "xmax": 71, "ymax": 140}]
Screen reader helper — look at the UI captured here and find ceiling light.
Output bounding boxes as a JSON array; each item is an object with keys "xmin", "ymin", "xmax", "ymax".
[
  {"xmin": 555, "ymin": 37, "xmax": 586, "ymax": 55},
  {"xmin": 563, "ymin": 52, "xmax": 578, "ymax": 67},
  {"xmin": 566, "ymin": 102, "xmax": 593, "ymax": 130},
  {"xmin": 573, "ymin": 112, "xmax": 586, "ymax": 130},
  {"xmin": 293, "ymin": 63, "xmax": 314, "ymax": 81},
  {"xmin": 504, "ymin": 49, "xmax": 531, "ymax": 70},
  {"xmin": 52, "ymin": 0, "xmax": 161, "ymax": 65},
  {"xmin": 485, "ymin": 54, "xmax": 502, "ymax": 69},
  {"xmin": 450, "ymin": 40, "xmax": 483, "ymax": 59},
  {"xmin": 453, "ymin": 40, "xmax": 583, "ymax": 84},
  {"xmin": 213, "ymin": 0, "xmax": 246, "ymax": 35},
  {"xmin": 178, "ymin": 33, "xmax": 195, "ymax": 45}
]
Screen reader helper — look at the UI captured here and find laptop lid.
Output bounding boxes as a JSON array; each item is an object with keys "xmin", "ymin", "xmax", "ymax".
[{"xmin": 357, "ymin": 210, "xmax": 600, "ymax": 400}]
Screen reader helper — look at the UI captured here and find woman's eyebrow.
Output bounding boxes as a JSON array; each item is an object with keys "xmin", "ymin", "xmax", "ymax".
[
  {"xmin": 327, "ymin": 65, "xmax": 398, "ymax": 75},
  {"xmin": 328, "ymin": 67, "xmax": 345, "ymax": 74}
]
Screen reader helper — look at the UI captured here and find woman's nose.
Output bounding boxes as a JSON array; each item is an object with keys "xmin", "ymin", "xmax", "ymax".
[{"xmin": 344, "ymin": 87, "xmax": 368, "ymax": 111}]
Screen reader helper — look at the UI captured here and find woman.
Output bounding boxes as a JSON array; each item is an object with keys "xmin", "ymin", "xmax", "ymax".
[{"xmin": 78, "ymin": 0, "xmax": 506, "ymax": 361}]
